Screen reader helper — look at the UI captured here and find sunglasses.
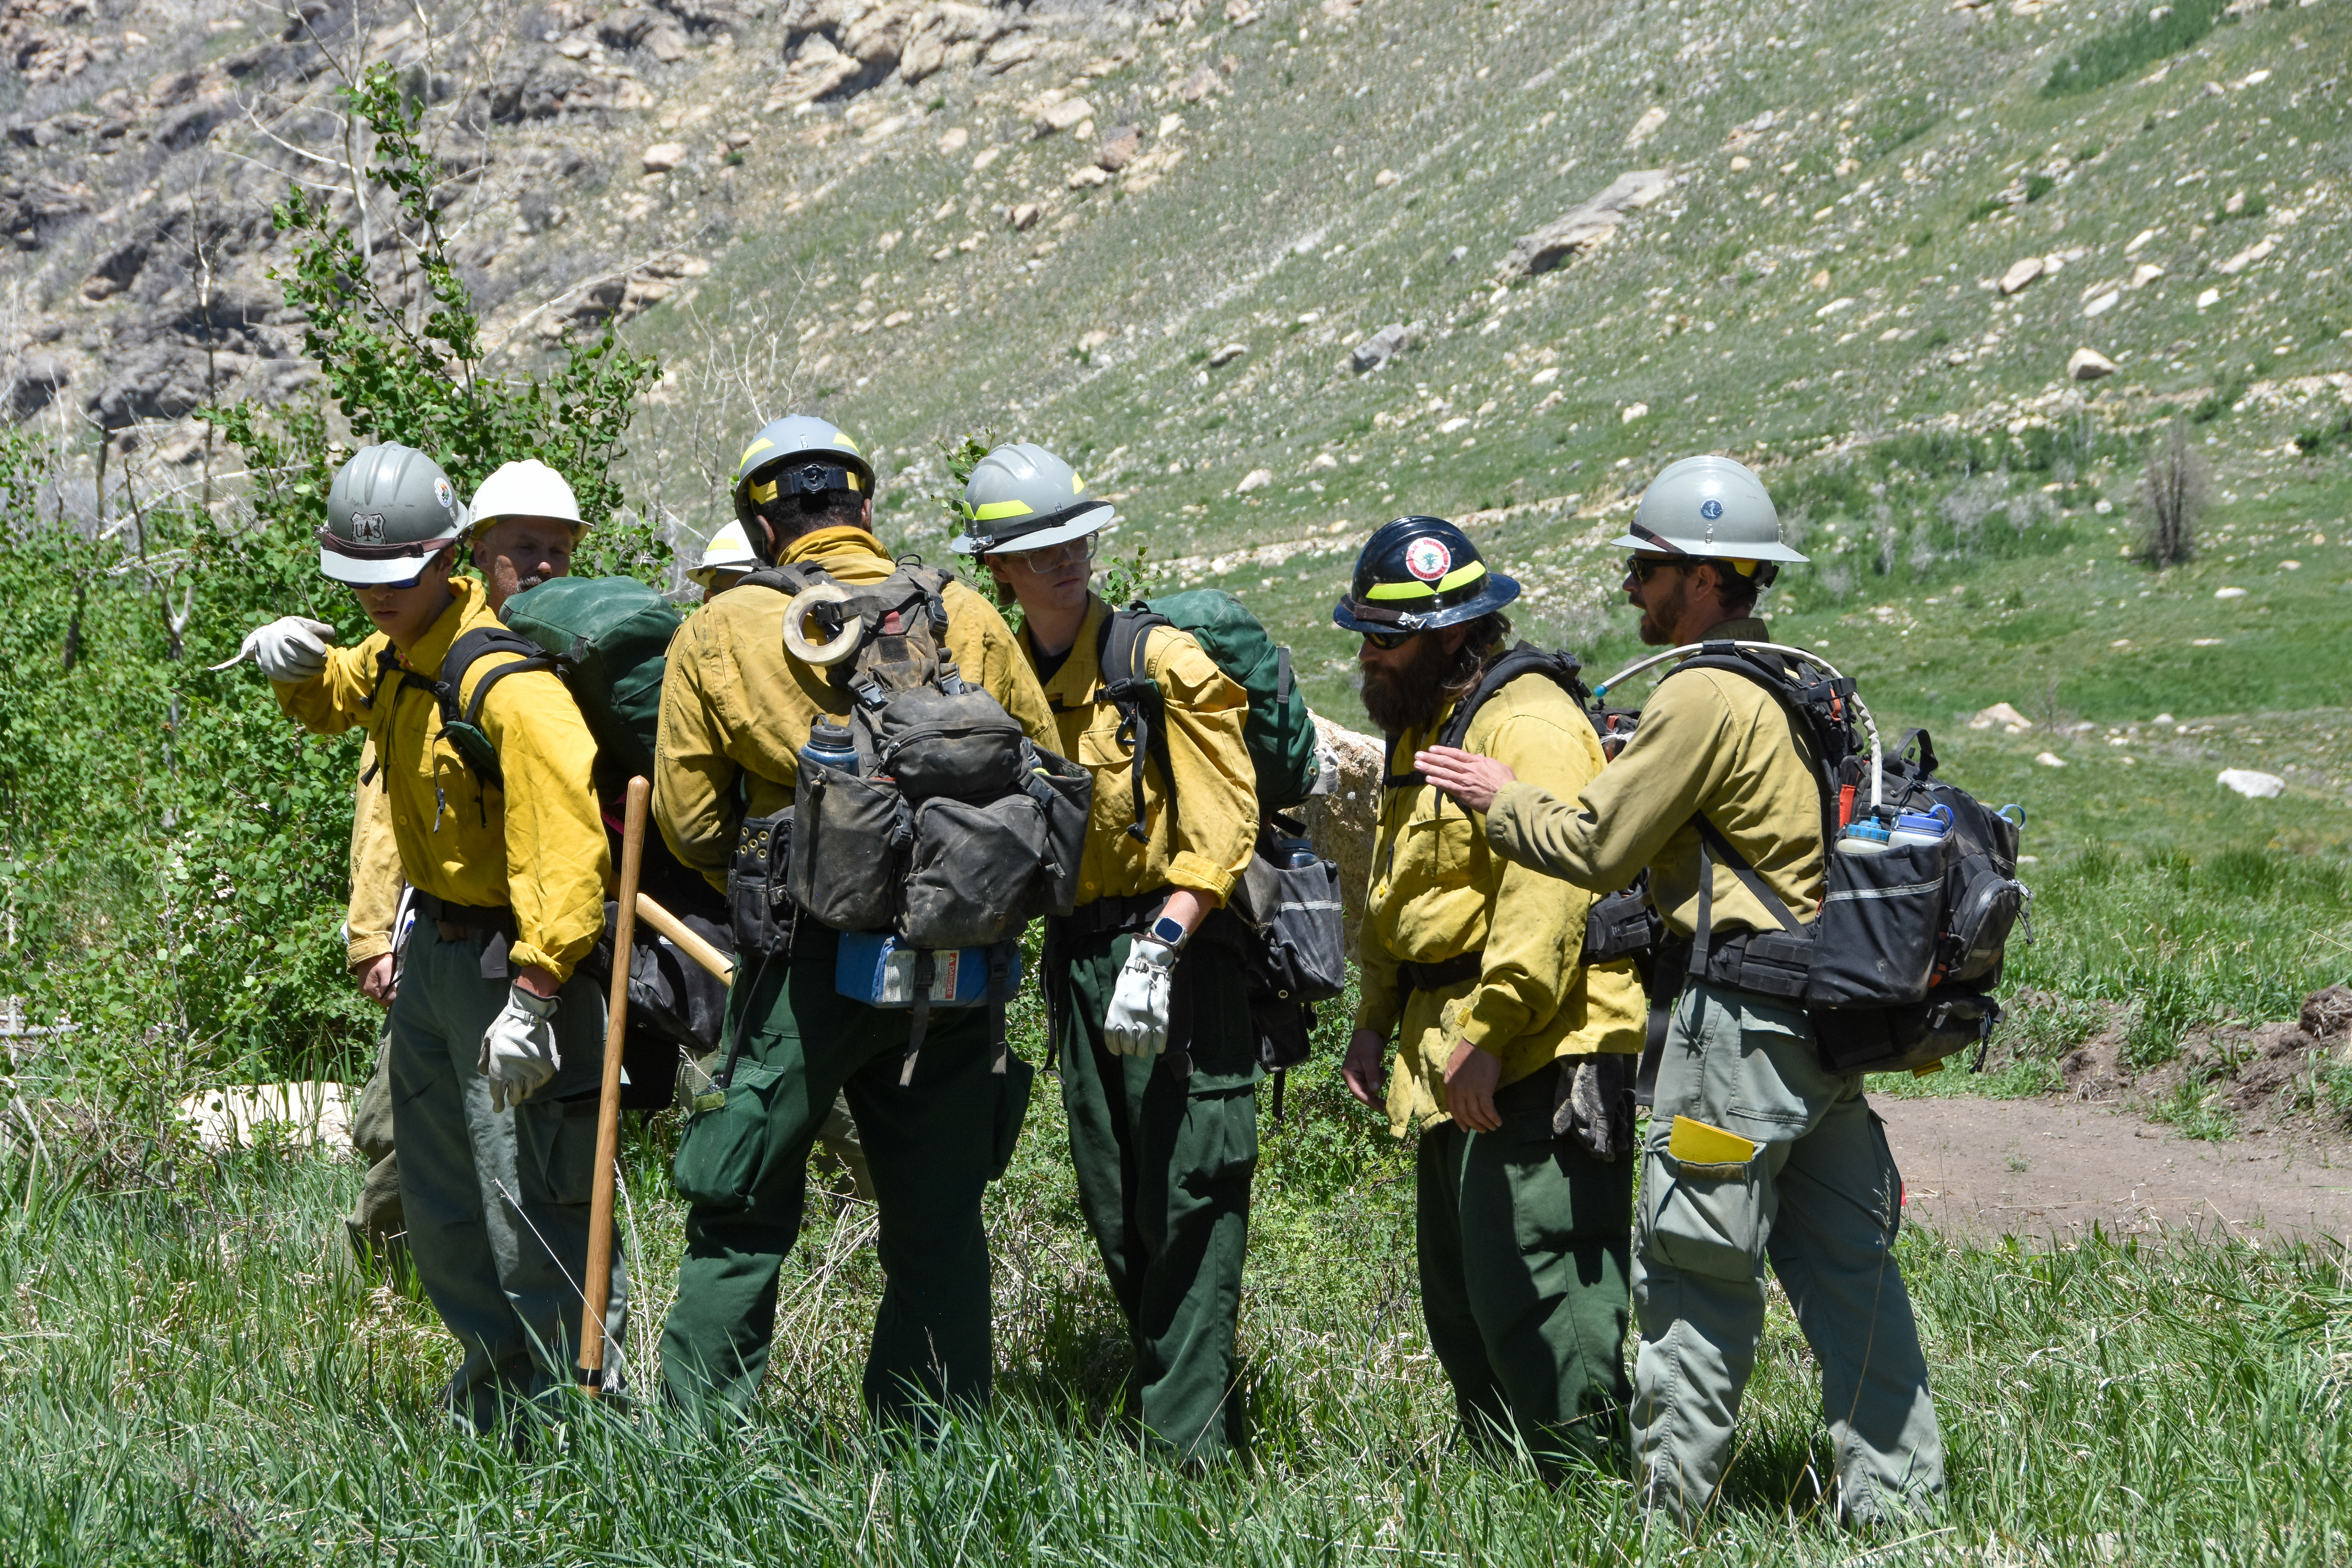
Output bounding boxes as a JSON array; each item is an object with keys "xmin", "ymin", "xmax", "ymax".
[
  {"xmin": 1360, "ymin": 628, "xmax": 1416, "ymax": 651},
  {"xmin": 353, "ymin": 570, "xmax": 432, "ymax": 593},
  {"xmin": 1003, "ymin": 533, "xmax": 1100, "ymax": 572},
  {"xmin": 1623, "ymin": 555, "xmax": 1688, "ymax": 584}
]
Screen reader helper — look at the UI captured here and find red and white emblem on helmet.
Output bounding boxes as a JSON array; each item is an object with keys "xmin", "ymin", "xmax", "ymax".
[{"xmin": 1404, "ymin": 537, "xmax": 1452, "ymax": 582}]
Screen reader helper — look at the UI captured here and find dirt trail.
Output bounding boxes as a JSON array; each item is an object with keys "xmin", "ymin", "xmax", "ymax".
[{"xmin": 1878, "ymin": 1096, "xmax": 2352, "ymax": 1243}]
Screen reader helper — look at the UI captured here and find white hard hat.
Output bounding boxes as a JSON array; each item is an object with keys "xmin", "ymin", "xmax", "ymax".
[
  {"xmin": 468, "ymin": 459, "xmax": 584, "ymax": 534},
  {"xmin": 1613, "ymin": 455, "xmax": 1807, "ymax": 566},
  {"xmin": 690, "ymin": 519, "xmax": 761, "ymax": 586}
]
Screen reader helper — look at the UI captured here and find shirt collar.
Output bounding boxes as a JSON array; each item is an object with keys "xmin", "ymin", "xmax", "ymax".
[
  {"xmin": 783, "ymin": 524, "xmax": 891, "ymax": 572},
  {"xmin": 1029, "ymin": 595, "xmax": 1109, "ymax": 707},
  {"xmin": 399, "ymin": 576, "xmax": 492, "ymax": 673}
]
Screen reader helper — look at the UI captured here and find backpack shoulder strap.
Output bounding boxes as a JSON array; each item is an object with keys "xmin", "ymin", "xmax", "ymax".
[
  {"xmin": 1098, "ymin": 606, "xmax": 1177, "ymax": 844},
  {"xmin": 1661, "ymin": 646, "xmax": 1846, "ymax": 848},
  {"xmin": 1386, "ymin": 642, "xmax": 1587, "ymax": 797},
  {"xmin": 428, "ymin": 627, "xmax": 557, "ymax": 792}
]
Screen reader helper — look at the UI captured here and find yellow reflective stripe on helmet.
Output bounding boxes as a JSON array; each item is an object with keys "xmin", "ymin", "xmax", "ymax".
[
  {"xmin": 1436, "ymin": 560, "xmax": 1487, "ymax": 593},
  {"xmin": 1727, "ymin": 558, "xmax": 1760, "ymax": 576},
  {"xmin": 750, "ymin": 479, "xmax": 777, "ymax": 503},
  {"xmin": 1363, "ymin": 579, "xmax": 1436, "ymax": 600},
  {"xmin": 972, "ymin": 499, "xmax": 1034, "ymax": 521},
  {"xmin": 740, "ymin": 438, "xmax": 773, "ymax": 467},
  {"xmin": 834, "ymin": 433, "xmax": 861, "ymax": 453},
  {"xmin": 844, "ymin": 471, "xmax": 863, "ymax": 492}
]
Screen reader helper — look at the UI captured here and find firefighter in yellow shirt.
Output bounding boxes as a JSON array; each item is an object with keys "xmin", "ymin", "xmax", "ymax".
[
  {"xmin": 955, "ymin": 443, "xmax": 1261, "ymax": 1463},
  {"xmin": 1334, "ymin": 517, "xmax": 1647, "ymax": 1473},
  {"xmin": 219, "ymin": 444, "xmax": 621, "ymax": 1430}
]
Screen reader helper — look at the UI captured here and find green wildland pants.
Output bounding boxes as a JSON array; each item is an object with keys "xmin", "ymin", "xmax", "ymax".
[
  {"xmin": 1633, "ymin": 980, "xmax": 1945, "ymax": 1526},
  {"xmin": 660, "ymin": 921, "xmax": 1033, "ymax": 1422},
  {"xmin": 346, "ymin": 1027, "xmax": 408, "ymax": 1278},
  {"xmin": 1051, "ymin": 918, "xmax": 1259, "ymax": 1463},
  {"xmin": 385, "ymin": 923, "xmax": 626, "ymax": 1432},
  {"xmin": 1417, "ymin": 1060, "xmax": 1633, "ymax": 1475}
]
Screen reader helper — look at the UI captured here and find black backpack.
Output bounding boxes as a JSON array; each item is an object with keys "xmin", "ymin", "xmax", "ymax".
[
  {"xmin": 1656, "ymin": 642, "xmax": 2029, "ymax": 1076},
  {"xmin": 1385, "ymin": 641, "xmax": 1665, "ymax": 970}
]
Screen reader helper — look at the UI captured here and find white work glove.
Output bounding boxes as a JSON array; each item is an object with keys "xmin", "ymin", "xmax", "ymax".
[
  {"xmin": 210, "ymin": 616, "xmax": 336, "ymax": 681},
  {"xmin": 478, "ymin": 984, "xmax": 562, "ymax": 1112},
  {"xmin": 1104, "ymin": 937, "xmax": 1178, "ymax": 1056}
]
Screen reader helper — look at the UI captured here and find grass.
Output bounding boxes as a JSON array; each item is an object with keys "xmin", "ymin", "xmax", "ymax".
[
  {"xmin": 2042, "ymin": 0, "xmax": 2232, "ymax": 98},
  {"xmin": 7, "ymin": 1039, "xmax": 2352, "ymax": 1564}
]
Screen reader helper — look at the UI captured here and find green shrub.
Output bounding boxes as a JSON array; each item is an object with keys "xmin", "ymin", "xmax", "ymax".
[{"xmin": 2043, "ymin": 0, "xmax": 2230, "ymax": 97}]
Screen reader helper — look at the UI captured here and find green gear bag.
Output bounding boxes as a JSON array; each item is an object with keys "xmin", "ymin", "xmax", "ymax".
[
  {"xmin": 1100, "ymin": 590, "xmax": 1320, "ymax": 834},
  {"xmin": 499, "ymin": 577, "xmax": 682, "ymax": 788}
]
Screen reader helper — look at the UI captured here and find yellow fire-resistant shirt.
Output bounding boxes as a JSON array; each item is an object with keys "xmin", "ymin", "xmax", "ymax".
[
  {"xmin": 345, "ymin": 740, "xmax": 405, "ymax": 971},
  {"xmin": 653, "ymin": 525, "xmax": 1057, "ymax": 889},
  {"xmin": 274, "ymin": 577, "xmax": 611, "ymax": 982},
  {"xmin": 1027, "ymin": 596, "xmax": 1258, "ymax": 908},
  {"xmin": 1352, "ymin": 668, "xmax": 1646, "ymax": 1136},
  {"xmin": 1483, "ymin": 618, "xmax": 1829, "ymax": 937}
]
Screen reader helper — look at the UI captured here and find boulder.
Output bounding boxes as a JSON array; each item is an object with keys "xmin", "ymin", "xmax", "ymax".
[
  {"xmin": 1350, "ymin": 321, "xmax": 1408, "ymax": 372},
  {"xmin": 1096, "ymin": 125, "xmax": 1140, "ymax": 171},
  {"xmin": 1037, "ymin": 96, "xmax": 1094, "ymax": 134},
  {"xmin": 1179, "ymin": 64, "xmax": 1220, "ymax": 102},
  {"xmin": 1236, "ymin": 468, "xmax": 1274, "ymax": 493},
  {"xmin": 1623, "ymin": 105, "xmax": 1668, "ymax": 149},
  {"xmin": 2217, "ymin": 768, "xmax": 2284, "ymax": 799},
  {"xmin": 1967, "ymin": 701, "xmax": 2034, "ymax": 733},
  {"xmin": 4, "ymin": 353, "xmax": 69, "ymax": 420},
  {"xmin": 2067, "ymin": 347, "xmax": 2116, "ymax": 381},
  {"xmin": 1998, "ymin": 256, "xmax": 2044, "ymax": 294},
  {"xmin": 1498, "ymin": 170, "xmax": 1671, "ymax": 279},
  {"xmin": 1296, "ymin": 712, "xmax": 1382, "ymax": 950},
  {"xmin": 1208, "ymin": 343, "xmax": 1246, "ymax": 367},
  {"xmin": 176, "ymin": 1082, "xmax": 352, "ymax": 1151},
  {"xmin": 642, "ymin": 141, "xmax": 688, "ymax": 171}
]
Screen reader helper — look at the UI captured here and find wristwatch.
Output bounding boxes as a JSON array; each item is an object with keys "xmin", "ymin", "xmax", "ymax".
[{"xmin": 1143, "ymin": 913, "xmax": 1189, "ymax": 953}]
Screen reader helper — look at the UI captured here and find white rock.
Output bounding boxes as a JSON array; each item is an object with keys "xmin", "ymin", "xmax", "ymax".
[
  {"xmin": 2218, "ymin": 768, "xmax": 2285, "ymax": 799},
  {"xmin": 1999, "ymin": 257, "xmax": 2044, "ymax": 294},
  {"xmin": 176, "ymin": 1082, "xmax": 353, "ymax": 1151},
  {"xmin": 2129, "ymin": 262, "xmax": 2165, "ymax": 289},
  {"xmin": 1373, "ymin": 168, "xmax": 1400, "ymax": 189},
  {"xmin": 1236, "ymin": 468, "xmax": 1274, "ymax": 494},
  {"xmin": 1729, "ymin": 155, "xmax": 1751, "ymax": 172},
  {"xmin": 1817, "ymin": 296, "xmax": 1855, "ymax": 317},
  {"xmin": 1009, "ymin": 202, "xmax": 1041, "ymax": 230},
  {"xmin": 1438, "ymin": 416, "xmax": 1471, "ymax": 434},
  {"xmin": 1968, "ymin": 701, "xmax": 2034, "ymax": 732},
  {"xmin": 2125, "ymin": 227, "xmax": 2161, "ymax": 254},
  {"xmin": 1350, "ymin": 322, "xmax": 1410, "ymax": 373},
  {"xmin": 1307, "ymin": 452, "xmax": 1339, "ymax": 471},
  {"xmin": 2216, "ymin": 236, "xmax": 2276, "ymax": 276},
  {"xmin": 641, "ymin": 141, "xmax": 688, "ymax": 172},
  {"xmin": 2084, "ymin": 292, "xmax": 2121, "ymax": 318},
  {"xmin": 1621, "ymin": 402, "xmax": 1649, "ymax": 423},
  {"xmin": 938, "ymin": 127, "xmax": 969, "ymax": 154},
  {"xmin": 2034, "ymin": 751, "xmax": 2067, "ymax": 768},
  {"xmin": 1067, "ymin": 164, "xmax": 1111, "ymax": 189},
  {"xmin": 1038, "ymin": 98, "xmax": 1096, "ymax": 134},
  {"xmin": 2215, "ymin": 586, "xmax": 2247, "ymax": 599},
  {"xmin": 2196, "ymin": 287, "xmax": 2221, "ymax": 309},
  {"xmin": 2152, "ymin": 713, "xmax": 2176, "ymax": 725},
  {"xmin": 1499, "ymin": 170, "xmax": 1673, "ymax": 278},
  {"xmin": 1530, "ymin": 366, "xmax": 1559, "ymax": 385},
  {"xmin": 1209, "ymin": 343, "xmax": 1247, "ymax": 367},
  {"xmin": 2068, "ymin": 347, "xmax": 2117, "ymax": 380},
  {"xmin": 1624, "ymin": 105, "xmax": 1669, "ymax": 149}
]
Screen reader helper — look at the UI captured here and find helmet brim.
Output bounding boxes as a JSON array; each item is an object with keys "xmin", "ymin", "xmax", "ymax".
[
  {"xmin": 949, "ymin": 503, "xmax": 1116, "ymax": 556},
  {"xmin": 319, "ymin": 541, "xmax": 457, "ymax": 585},
  {"xmin": 1608, "ymin": 532, "xmax": 1809, "ymax": 564},
  {"xmin": 1332, "ymin": 572, "xmax": 1520, "ymax": 635}
]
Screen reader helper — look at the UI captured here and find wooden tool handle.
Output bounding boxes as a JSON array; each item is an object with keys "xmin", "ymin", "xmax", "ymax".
[
  {"xmin": 635, "ymin": 892, "xmax": 735, "ymax": 985},
  {"xmin": 577, "ymin": 776, "xmax": 649, "ymax": 1393}
]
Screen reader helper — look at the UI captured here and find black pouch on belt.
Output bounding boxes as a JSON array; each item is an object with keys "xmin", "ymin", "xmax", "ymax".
[{"xmin": 729, "ymin": 808, "xmax": 796, "ymax": 960}]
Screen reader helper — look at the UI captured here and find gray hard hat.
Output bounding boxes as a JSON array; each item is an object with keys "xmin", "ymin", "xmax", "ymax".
[
  {"xmin": 320, "ymin": 443, "xmax": 467, "ymax": 585},
  {"xmin": 732, "ymin": 415, "xmax": 876, "ymax": 532},
  {"xmin": 948, "ymin": 441, "xmax": 1115, "ymax": 555},
  {"xmin": 1613, "ymin": 454, "xmax": 1807, "ymax": 568}
]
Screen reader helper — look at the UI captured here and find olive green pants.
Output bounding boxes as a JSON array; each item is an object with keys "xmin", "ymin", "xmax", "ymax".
[
  {"xmin": 1051, "ymin": 925, "xmax": 1259, "ymax": 1463},
  {"xmin": 346, "ymin": 1027, "xmax": 408, "ymax": 1277},
  {"xmin": 1634, "ymin": 980, "xmax": 1945, "ymax": 1526},
  {"xmin": 1416, "ymin": 1063, "xmax": 1633, "ymax": 1474},
  {"xmin": 385, "ymin": 923, "xmax": 626, "ymax": 1432},
  {"xmin": 659, "ymin": 923, "xmax": 1031, "ymax": 1423}
]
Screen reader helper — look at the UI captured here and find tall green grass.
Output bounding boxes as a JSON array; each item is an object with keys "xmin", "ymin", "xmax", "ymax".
[
  {"xmin": 4, "ymin": 1066, "xmax": 2350, "ymax": 1564},
  {"xmin": 2043, "ymin": 0, "xmax": 2232, "ymax": 98}
]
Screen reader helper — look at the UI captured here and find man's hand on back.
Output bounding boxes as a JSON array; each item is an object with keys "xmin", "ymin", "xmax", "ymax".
[{"xmin": 1414, "ymin": 746, "xmax": 1517, "ymax": 814}]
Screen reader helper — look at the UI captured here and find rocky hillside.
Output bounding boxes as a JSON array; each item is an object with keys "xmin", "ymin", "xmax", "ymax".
[{"xmin": 4, "ymin": 0, "xmax": 2347, "ymax": 703}]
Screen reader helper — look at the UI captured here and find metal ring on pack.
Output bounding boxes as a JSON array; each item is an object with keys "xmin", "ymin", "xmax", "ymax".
[{"xmin": 781, "ymin": 582, "xmax": 860, "ymax": 668}]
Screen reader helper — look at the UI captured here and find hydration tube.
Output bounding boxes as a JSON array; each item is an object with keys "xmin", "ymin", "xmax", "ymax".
[{"xmin": 1591, "ymin": 642, "xmax": 1884, "ymax": 811}]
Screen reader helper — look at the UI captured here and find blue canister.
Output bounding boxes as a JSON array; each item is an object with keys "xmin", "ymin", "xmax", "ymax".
[
  {"xmin": 1887, "ymin": 804, "xmax": 1954, "ymax": 850},
  {"xmin": 799, "ymin": 717, "xmax": 858, "ymax": 777},
  {"xmin": 1837, "ymin": 819, "xmax": 1891, "ymax": 855}
]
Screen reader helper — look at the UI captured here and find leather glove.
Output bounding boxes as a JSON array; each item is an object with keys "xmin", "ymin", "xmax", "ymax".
[
  {"xmin": 1553, "ymin": 1054, "xmax": 1635, "ymax": 1162},
  {"xmin": 1104, "ymin": 937, "xmax": 1178, "ymax": 1056},
  {"xmin": 479, "ymin": 985, "xmax": 562, "ymax": 1112},
  {"xmin": 211, "ymin": 616, "xmax": 336, "ymax": 681}
]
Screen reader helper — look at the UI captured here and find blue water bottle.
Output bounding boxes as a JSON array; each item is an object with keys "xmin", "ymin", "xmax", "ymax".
[{"xmin": 799, "ymin": 718, "xmax": 858, "ymax": 777}]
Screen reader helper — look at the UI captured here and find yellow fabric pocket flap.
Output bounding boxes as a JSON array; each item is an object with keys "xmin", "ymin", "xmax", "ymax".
[{"xmin": 1668, "ymin": 1114, "xmax": 1758, "ymax": 1174}]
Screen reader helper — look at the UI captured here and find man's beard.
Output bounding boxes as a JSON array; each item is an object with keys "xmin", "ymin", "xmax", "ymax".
[
  {"xmin": 1357, "ymin": 633, "xmax": 1486, "ymax": 738},
  {"xmin": 1635, "ymin": 572, "xmax": 1689, "ymax": 646}
]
